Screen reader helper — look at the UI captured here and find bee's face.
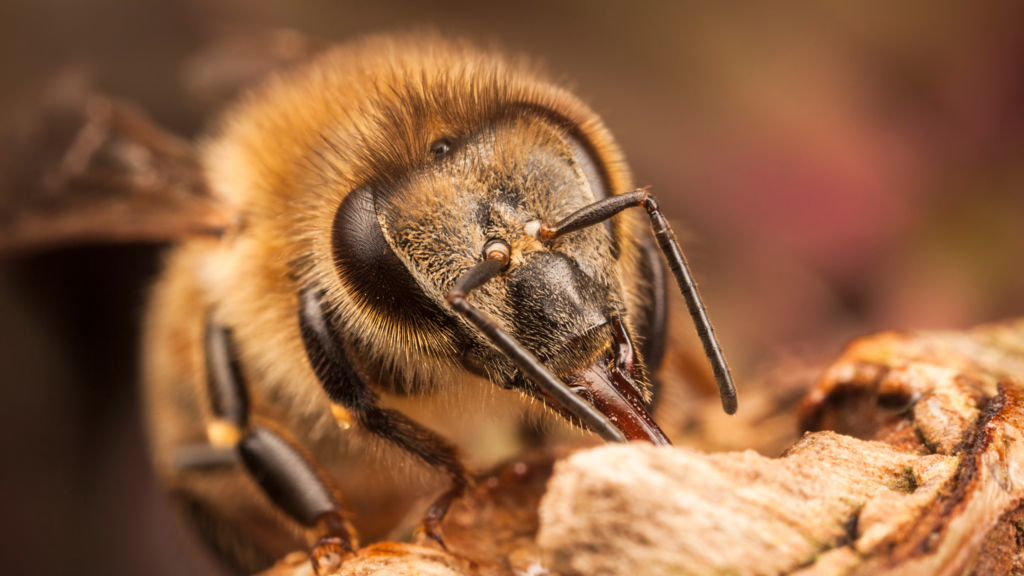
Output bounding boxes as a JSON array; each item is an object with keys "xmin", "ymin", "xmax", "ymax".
[
  {"xmin": 384, "ymin": 117, "xmax": 625, "ymax": 383},
  {"xmin": 332, "ymin": 113, "xmax": 638, "ymax": 395}
]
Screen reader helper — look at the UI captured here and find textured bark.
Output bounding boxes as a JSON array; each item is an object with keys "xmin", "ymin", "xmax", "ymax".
[
  {"xmin": 261, "ymin": 319, "xmax": 1024, "ymax": 576},
  {"xmin": 262, "ymin": 544, "xmax": 475, "ymax": 576}
]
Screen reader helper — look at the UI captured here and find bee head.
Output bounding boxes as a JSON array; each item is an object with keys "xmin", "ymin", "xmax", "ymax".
[
  {"xmin": 269, "ymin": 36, "xmax": 671, "ymax": 441},
  {"xmin": 332, "ymin": 109, "xmax": 666, "ymax": 442},
  {"xmin": 385, "ymin": 115, "xmax": 627, "ymax": 378}
]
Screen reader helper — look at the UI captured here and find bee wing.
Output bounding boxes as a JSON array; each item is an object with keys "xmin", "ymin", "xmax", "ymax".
[{"xmin": 0, "ymin": 69, "xmax": 232, "ymax": 255}]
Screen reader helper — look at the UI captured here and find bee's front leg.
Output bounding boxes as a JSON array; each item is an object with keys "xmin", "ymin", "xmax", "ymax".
[
  {"xmin": 234, "ymin": 427, "xmax": 354, "ymax": 574},
  {"xmin": 298, "ymin": 287, "xmax": 469, "ymax": 549},
  {"xmin": 354, "ymin": 405, "xmax": 468, "ymax": 548},
  {"xmin": 176, "ymin": 323, "xmax": 356, "ymax": 575}
]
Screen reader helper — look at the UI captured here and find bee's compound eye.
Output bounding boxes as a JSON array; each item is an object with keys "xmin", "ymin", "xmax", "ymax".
[
  {"xmin": 430, "ymin": 138, "xmax": 452, "ymax": 157},
  {"xmin": 332, "ymin": 187, "xmax": 452, "ymax": 327}
]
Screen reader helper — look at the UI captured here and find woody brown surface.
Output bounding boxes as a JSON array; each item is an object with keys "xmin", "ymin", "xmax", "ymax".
[{"xmin": 261, "ymin": 318, "xmax": 1024, "ymax": 576}]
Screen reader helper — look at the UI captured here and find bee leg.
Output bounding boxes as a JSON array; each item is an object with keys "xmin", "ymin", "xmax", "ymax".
[
  {"xmin": 235, "ymin": 427, "xmax": 355, "ymax": 574},
  {"xmin": 299, "ymin": 288, "xmax": 469, "ymax": 549},
  {"xmin": 177, "ymin": 323, "xmax": 357, "ymax": 574},
  {"xmin": 357, "ymin": 407, "xmax": 468, "ymax": 549}
]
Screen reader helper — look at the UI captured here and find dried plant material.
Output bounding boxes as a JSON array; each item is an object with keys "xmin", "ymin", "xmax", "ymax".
[
  {"xmin": 537, "ymin": 435, "xmax": 932, "ymax": 575},
  {"xmin": 539, "ymin": 319, "xmax": 1024, "ymax": 576},
  {"xmin": 799, "ymin": 319, "xmax": 1024, "ymax": 448},
  {"xmin": 259, "ymin": 544, "xmax": 476, "ymax": 576},
  {"xmin": 432, "ymin": 456, "xmax": 554, "ymax": 575}
]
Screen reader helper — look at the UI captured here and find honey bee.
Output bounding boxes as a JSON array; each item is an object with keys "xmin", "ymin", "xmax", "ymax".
[{"xmin": 0, "ymin": 33, "xmax": 736, "ymax": 574}]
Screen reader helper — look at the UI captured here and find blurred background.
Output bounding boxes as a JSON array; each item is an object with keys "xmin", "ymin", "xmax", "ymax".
[{"xmin": 2, "ymin": 1, "xmax": 1023, "ymax": 574}]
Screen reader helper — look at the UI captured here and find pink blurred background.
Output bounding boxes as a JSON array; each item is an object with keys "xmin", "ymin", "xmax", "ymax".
[{"xmin": 1, "ymin": 1, "xmax": 1023, "ymax": 574}]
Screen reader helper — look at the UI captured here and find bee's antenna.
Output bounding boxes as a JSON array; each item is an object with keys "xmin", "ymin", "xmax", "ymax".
[
  {"xmin": 445, "ymin": 239, "xmax": 628, "ymax": 443},
  {"xmin": 529, "ymin": 190, "xmax": 738, "ymax": 415}
]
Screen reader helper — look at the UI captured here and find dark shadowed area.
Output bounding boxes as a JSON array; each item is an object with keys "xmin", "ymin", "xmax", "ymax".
[{"xmin": 1, "ymin": 1, "xmax": 1024, "ymax": 574}]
